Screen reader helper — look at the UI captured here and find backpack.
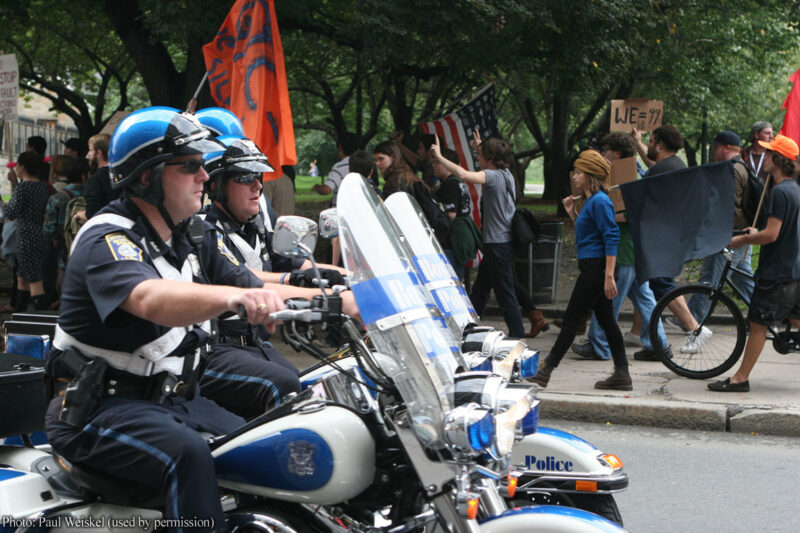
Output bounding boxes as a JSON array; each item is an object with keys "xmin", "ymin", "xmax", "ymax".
[
  {"xmin": 410, "ymin": 181, "xmax": 453, "ymax": 245},
  {"xmin": 63, "ymin": 195, "xmax": 87, "ymax": 258},
  {"xmin": 734, "ymin": 160, "xmax": 767, "ymax": 229}
]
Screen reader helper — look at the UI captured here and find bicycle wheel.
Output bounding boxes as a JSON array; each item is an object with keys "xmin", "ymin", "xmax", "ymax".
[{"xmin": 649, "ymin": 285, "xmax": 747, "ymax": 379}]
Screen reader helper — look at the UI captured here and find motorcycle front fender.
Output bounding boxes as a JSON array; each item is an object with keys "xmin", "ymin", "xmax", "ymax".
[{"xmin": 478, "ymin": 505, "xmax": 628, "ymax": 532}]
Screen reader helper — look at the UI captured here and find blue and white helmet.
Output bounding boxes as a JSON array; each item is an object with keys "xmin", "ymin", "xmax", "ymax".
[
  {"xmin": 195, "ymin": 107, "xmax": 245, "ymax": 138},
  {"xmin": 204, "ymin": 135, "xmax": 273, "ymax": 203},
  {"xmin": 109, "ymin": 106, "xmax": 222, "ymax": 192}
]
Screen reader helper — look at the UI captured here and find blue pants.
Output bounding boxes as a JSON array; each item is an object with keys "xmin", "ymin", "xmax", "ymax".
[
  {"xmin": 45, "ymin": 390, "xmax": 244, "ymax": 531},
  {"xmin": 588, "ymin": 264, "xmax": 667, "ymax": 359},
  {"xmin": 688, "ymin": 247, "xmax": 755, "ymax": 321},
  {"xmin": 200, "ymin": 344, "xmax": 300, "ymax": 420},
  {"xmin": 470, "ymin": 242, "xmax": 525, "ymax": 338}
]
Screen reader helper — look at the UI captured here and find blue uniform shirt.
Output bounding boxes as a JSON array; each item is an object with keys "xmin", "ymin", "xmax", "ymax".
[{"xmin": 47, "ymin": 199, "xmax": 262, "ymax": 378}]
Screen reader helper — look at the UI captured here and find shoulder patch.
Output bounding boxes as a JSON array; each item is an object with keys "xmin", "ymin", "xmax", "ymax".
[
  {"xmin": 217, "ymin": 233, "xmax": 240, "ymax": 266},
  {"xmin": 105, "ymin": 233, "xmax": 143, "ymax": 262}
]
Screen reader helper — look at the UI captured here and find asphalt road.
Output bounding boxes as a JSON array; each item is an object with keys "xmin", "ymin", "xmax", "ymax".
[{"xmin": 543, "ymin": 419, "xmax": 800, "ymax": 532}]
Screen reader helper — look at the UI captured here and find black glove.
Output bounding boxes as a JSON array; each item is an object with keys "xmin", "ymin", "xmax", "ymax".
[{"xmin": 288, "ymin": 268, "xmax": 346, "ymax": 288}]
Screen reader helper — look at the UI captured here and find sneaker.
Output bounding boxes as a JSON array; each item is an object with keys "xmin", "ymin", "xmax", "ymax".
[
  {"xmin": 623, "ymin": 331, "xmax": 643, "ymax": 347},
  {"xmin": 680, "ymin": 326, "xmax": 713, "ymax": 354},
  {"xmin": 571, "ymin": 340, "xmax": 602, "ymax": 360},
  {"xmin": 663, "ymin": 316, "xmax": 689, "ymax": 333}
]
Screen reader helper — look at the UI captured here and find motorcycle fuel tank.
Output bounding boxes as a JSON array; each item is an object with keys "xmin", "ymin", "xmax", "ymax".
[{"xmin": 212, "ymin": 403, "xmax": 375, "ymax": 504}]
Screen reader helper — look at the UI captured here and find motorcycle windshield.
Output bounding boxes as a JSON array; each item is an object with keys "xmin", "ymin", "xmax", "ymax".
[
  {"xmin": 384, "ymin": 193, "xmax": 479, "ymax": 336},
  {"xmin": 337, "ymin": 174, "xmax": 462, "ymax": 447}
]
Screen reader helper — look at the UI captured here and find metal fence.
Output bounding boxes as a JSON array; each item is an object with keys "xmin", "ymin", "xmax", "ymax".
[{"xmin": 1, "ymin": 119, "xmax": 78, "ymax": 161}]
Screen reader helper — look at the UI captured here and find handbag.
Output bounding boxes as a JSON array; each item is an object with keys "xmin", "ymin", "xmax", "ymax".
[{"xmin": 504, "ymin": 173, "xmax": 540, "ymax": 245}]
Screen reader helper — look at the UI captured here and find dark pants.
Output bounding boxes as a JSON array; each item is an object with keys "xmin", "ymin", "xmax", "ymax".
[
  {"xmin": 545, "ymin": 258, "xmax": 628, "ymax": 368},
  {"xmin": 200, "ymin": 344, "xmax": 300, "ymax": 419},
  {"xmin": 515, "ymin": 280, "xmax": 538, "ymax": 314},
  {"xmin": 470, "ymin": 241, "xmax": 525, "ymax": 338},
  {"xmin": 45, "ymin": 391, "xmax": 244, "ymax": 531}
]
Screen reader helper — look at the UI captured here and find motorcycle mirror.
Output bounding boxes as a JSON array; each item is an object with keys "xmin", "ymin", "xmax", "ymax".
[
  {"xmin": 273, "ymin": 216, "xmax": 318, "ymax": 258},
  {"xmin": 318, "ymin": 208, "xmax": 339, "ymax": 239}
]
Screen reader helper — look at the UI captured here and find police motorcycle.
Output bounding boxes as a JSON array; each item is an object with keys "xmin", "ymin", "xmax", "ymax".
[
  {"xmin": 297, "ymin": 181, "xmax": 627, "ymax": 525},
  {"xmin": 0, "ymin": 177, "xmax": 628, "ymax": 532}
]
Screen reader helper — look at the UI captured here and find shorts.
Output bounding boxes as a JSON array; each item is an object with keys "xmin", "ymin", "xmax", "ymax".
[
  {"xmin": 747, "ymin": 278, "xmax": 800, "ymax": 326},
  {"xmin": 649, "ymin": 277, "xmax": 677, "ymax": 301}
]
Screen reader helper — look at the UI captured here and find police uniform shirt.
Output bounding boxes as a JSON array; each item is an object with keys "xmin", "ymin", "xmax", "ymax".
[
  {"xmin": 204, "ymin": 203, "xmax": 303, "ymax": 273},
  {"xmin": 48, "ymin": 199, "xmax": 262, "ymax": 378}
]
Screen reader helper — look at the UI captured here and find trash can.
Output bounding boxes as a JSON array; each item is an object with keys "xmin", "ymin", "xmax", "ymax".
[{"xmin": 515, "ymin": 222, "xmax": 563, "ymax": 304}]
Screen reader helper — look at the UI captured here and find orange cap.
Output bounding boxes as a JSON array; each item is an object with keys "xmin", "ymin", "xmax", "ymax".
[{"xmin": 758, "ymin": 134, "xmax": 799, "ymax": 160}]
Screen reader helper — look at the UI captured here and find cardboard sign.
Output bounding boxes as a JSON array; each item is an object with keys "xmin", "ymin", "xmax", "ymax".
[
  {"xmin": 608, "ymin": 186, "xmax": 625, "ymax": 213},
  {"xmin": 610, "ymin": 157, "xmax": 637, "ymax": 186},
  {"xmin": 610, "ymin": 98, "xmax": 663, "ymax": 132},
  {"xmin": 0, "ymin": 54, "xmax": 18, "ymax": 121}
]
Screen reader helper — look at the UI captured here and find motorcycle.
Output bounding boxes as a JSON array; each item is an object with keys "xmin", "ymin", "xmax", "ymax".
[{"xmin": 0, "ymin": 175, "xmax": 627, "ymax": 532}]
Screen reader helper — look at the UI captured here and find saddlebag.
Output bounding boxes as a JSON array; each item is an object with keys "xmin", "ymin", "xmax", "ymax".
[{"xmin": 0, "ymin": 353, "xmax": 47, "ymax": 437}]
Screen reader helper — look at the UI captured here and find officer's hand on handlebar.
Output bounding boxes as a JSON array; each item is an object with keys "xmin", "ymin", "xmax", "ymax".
[
  {"xmin": 289, "ymin": 268, "xmax": 346, "ymax": 288},
  {"xmin": 229, "ymin": 288, "xmax": 284, "ymax": 333},
  {"xmin": 340, "ymin": 291, "xmax": 361, "ymax": 322}
]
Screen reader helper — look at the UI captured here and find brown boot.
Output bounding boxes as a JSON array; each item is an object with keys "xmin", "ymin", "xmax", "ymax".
[
  {"xmin": 525, "ymin": 310, "xmax": 550, "ymax": 338},
  {"xmin": 594, "ymin": 366, "xmax": 632, "ymax": 391},
  {"xmin": 553, "ymin": 312, "xmax": 590, "ymax": 335},
  {"xmin": 527, "ymin": 361, "xmax": 554, "ymax": 388}
]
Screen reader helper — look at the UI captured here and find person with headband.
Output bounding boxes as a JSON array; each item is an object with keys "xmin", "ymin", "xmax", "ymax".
[
  {"xmin": 529, "ymin": 149, "xmax": 632, "ymax": 391},
  {"xmin": 710, "ymin": 134, "xmax": 800, "ymax": 392}
]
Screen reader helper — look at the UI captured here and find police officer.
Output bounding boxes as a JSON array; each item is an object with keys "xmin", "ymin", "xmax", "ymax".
[
  {"xmin": 198, "ymin": 136, "xmax": 356, "ymax": 419},
  {"xmin": 44, "ymin": 107, "xmax": 283, "ymax": 531}
]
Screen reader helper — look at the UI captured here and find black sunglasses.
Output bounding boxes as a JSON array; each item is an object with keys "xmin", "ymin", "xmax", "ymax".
[
  {"xmin": 231, "ymin": 173, "xmax": 260, "ymax": 185},
  {"xmin": 164, "ymin": 159, "xmax": 205, "ymax": 174}
]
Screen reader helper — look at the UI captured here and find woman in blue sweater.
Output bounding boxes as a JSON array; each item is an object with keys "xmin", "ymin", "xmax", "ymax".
[{"xmin": 530, "ymin": 150, "xmax": 631, "ymax": 390}]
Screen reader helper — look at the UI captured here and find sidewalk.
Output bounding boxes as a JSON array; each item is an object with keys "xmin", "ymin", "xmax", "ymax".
[{"xmin": 478, "ymin": 226, "xmax": 800, "ymax": 438}]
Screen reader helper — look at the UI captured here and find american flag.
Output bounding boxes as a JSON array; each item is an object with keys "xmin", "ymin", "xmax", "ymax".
[{"xmin": 419, "ymin": 84, "xmax": 499, "ymax": 229}]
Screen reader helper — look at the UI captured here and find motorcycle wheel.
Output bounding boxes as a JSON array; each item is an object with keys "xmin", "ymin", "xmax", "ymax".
[{"xmin": 509, "ymin": 493, "xmax": 623, "ymax": 526}]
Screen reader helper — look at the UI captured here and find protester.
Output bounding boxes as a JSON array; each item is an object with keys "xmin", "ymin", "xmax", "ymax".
[
  {"xmin": 61, "ymin": 137, "xmax": 87, "ymax": 158},
  {"xmin": 25, "ymin": 136, "xmax": 51, "ymax": 182},
  {"xmin": 349, "ymin": 149, "xmax": 381, "ymax": 193},
  {"xmin": 312, "ymin": 132, "xmax": 359, "ymax": 265},
  {"xmin": 309, "ymin": 159, "xmax": 319, "ymax": 177},
  {"xmin": 5, "ymin": 151, "xmax": 51, "ymax": 311},
  {"xmin": 83, "ymin": 133, "xmax": 118, "ymax": 218},
  {"xmin": 393, "ymin": 131, "xmax": 438, "ymax": 188},
  {"xmin": 571, "ymin": 132, "xmax": 668, "ymax": 361},
  {"xmin": 709, "ymin": 134, "xmax": 800, "ymax": 392},
  {"xmin": 49, "ymin": 155, "xmax": 69, "ymax": 193},
  {"xmin": 642, "ymin": 125, "xmax": 712, "ymax": 354},
  {"xmin": 374, "ymin": 140, "xmax": 420, "ymax": 198},
  {"xmin": 528, "ymin": 150, "xmax": 631, "ymax": 390},
  {"xmin": 688, "ymin": 131, "xmax": 755, "ymax": 323},
  {"xmin": 740, "ymin": 121, "xmax": 774, "ymax": 182},
  {"xmin": 430, "ymin": 132, "xmax": 525, "ymax": 338}
]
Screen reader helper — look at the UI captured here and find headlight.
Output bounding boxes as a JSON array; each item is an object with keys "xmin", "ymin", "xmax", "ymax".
[
  {"xmin": 444, "ymin": 403, "xmax": 496, "ymax": 454},
  {"xmin": 517, "ymin": 349, "xmax": 540, "ymax": 380},
  {"xmin": 462, "ymin": 351, "xmax": 493, "ymax": 373},
  {"xmin": 494, "ymin": 387, "xmax": 538, "ymax": 456},
  {"xmin": 454, "ymin": 372, "xmax": 507, "ymax": 410}
]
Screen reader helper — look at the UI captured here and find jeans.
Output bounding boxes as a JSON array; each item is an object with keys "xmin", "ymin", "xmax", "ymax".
[
  {"xmin": 444, "ymin": 248, "xmax": 466, "ymax": 282},
  {"xmin": 545, "ymin": 258, "xmax": 628, "ymax": 368},
  {"xmin": 588, "ymin": 264, "xmax": 667, "ymax": 359},
  {"xmin": 470, "ymin": 242, "xmax": 525, "ymax": 338},
  {"xmin": 688, "ymin": 247, "xmax": 755, "ymax": 321}
]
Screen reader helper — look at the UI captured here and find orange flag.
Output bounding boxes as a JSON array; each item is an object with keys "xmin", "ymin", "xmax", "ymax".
[
  {"xmin": 779, "ymin": 68, "xmax": 800, "ymax": 145},
  {"xmin": 203, "ymin": 0, "xmax": 296, "ymax": 179}
]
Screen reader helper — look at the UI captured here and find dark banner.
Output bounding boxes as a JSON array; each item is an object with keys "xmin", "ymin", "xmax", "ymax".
[{"xmin": 620, "ymin": 161, "xmax": 735, "ymax": 283}]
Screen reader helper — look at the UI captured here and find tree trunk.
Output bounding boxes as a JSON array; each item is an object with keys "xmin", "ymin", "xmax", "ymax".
[{"xmin": 542, "ymin": 95, "xmax": 572, "ymax": 202}]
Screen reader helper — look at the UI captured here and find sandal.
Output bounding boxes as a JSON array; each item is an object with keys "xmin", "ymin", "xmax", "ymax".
[{"xmin": 707, "ymin": 377, "xmax": 750, "ymax": 392}]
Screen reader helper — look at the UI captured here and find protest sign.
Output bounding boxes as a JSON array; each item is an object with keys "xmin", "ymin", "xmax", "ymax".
[
  {"xmin": 610, "ymin": 98, "xmax": 662, "ymax": 132},
  {"xmin": 0, "ymin": 54, "xmax": 18, "ymax": 121},
  {"xmin": 100, "ymin": 111, "xmax": 131, "ymax": 136}
]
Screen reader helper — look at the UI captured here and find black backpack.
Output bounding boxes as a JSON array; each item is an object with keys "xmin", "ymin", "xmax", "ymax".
[
  {"xmin": 410, "ymin": 181, "xmax": 453, "ymax": 245},
  {"xmin": 734, "ymin": 160, "xmax": 767, "ymax": 229}
]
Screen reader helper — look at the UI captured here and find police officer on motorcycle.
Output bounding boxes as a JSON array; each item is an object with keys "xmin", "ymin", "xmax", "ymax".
[
  {"xmin": 198, "ymin": 136, "xmax": 355, "ymax": 418},
  {"xmin": 44, "ymin": 106, "xmax": 284, "ymax": 531}
]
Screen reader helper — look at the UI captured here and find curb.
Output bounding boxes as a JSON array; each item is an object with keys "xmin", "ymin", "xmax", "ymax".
[{"xmin": 537, "ymin": 394, "xmax": 800, "ymax": 437}]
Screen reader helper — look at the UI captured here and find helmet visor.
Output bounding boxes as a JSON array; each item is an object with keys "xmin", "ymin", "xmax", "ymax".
[
  {"xmin": 168, "ymin": 113, "xmax": 225, "ymax": 156},
  {"xmin": 226, "ymin": 155, "xmax": 275, "ymax": 175}
]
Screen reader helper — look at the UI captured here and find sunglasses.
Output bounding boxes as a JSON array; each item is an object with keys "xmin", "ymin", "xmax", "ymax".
[
  {"xmin": 231, "ymin": 173, "xmax": 260, "ymax": 185},
  {"xmin": 164, "ymin": 159, "xmax": 205, "ymax": 174}
]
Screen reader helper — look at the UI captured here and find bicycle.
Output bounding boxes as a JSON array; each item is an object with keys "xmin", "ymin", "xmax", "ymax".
[{"xmin": 648, "ymin": 247, "xmax": 799, "ymax": 379}]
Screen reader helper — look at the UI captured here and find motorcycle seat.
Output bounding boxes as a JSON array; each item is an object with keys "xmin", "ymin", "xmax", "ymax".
[{"xmin": 53, "ymin": 453, "xmax": 164, "ymax": 510}]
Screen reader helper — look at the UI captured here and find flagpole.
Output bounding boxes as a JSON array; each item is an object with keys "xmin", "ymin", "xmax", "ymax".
[
  {"xmin": 743, "ymin": 173, "xmax": 771, "ymax": 258},
  {"xmin": 186, "ymin": 71, "xmax": 209, "ymax": 113}
]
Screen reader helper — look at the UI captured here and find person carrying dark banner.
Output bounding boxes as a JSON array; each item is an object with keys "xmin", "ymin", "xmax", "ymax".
[
  {"xmin": 529, "ymin": 150, "xmax": 631, "ymax": 390},
  {"xmin": 709, "ymin": 134, "xmax": 800, "ymax": 392}
]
